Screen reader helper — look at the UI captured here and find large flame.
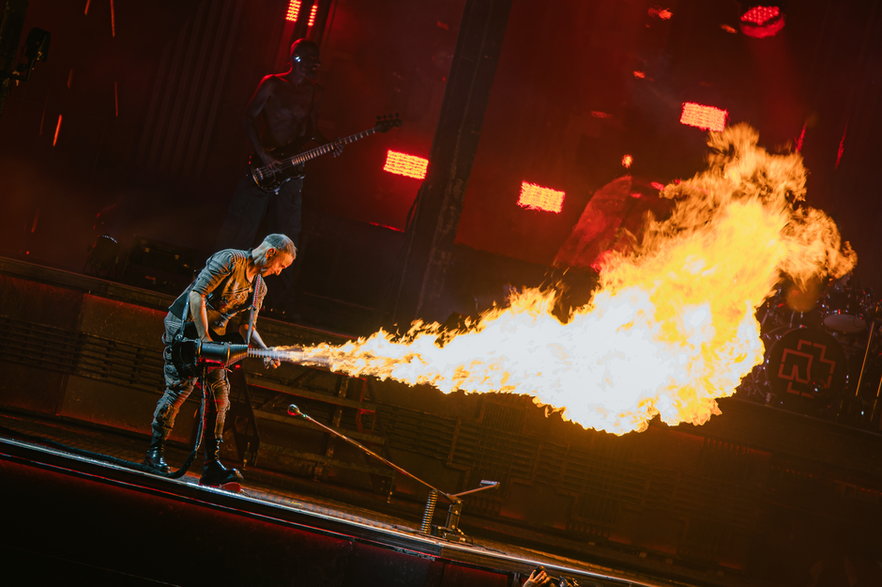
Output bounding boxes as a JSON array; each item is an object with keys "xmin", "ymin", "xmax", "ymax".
[{"xmin": 285, "ymin": 125, "xmax": 856, "ymax": 435}]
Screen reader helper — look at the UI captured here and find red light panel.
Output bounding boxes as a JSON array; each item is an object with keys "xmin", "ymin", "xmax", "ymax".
[
  {"xmin": 518, "ymin": 182, "xmax": 565, "ymax": 213},
  {"xmin": 286, "ymin": 1, "xmax": 317, "ymax": 26},
  {"xmin": 383, "ymin": 150, "xmax": 428, "ymax": 179},
  {"xmin": 740, "ymin": 5, "xmax": 785, "ymax": 38},
  {"xmin": 680, "ymin": 102, "xmax": 728, "ymax": 132},
  {"xmin": 741, "ymin": 5, "xmax": 781, "ymax": 25}
]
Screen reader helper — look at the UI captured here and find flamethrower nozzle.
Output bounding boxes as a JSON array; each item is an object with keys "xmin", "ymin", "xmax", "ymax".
[{"xmin": 198, "ymin": 341, "xmax": 250, "ymax": 366}]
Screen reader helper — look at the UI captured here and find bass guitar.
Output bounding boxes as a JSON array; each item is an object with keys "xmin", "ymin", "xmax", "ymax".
[{"xmin": 249, "ymin": 114, "xmax": 402, "ymax": 193}]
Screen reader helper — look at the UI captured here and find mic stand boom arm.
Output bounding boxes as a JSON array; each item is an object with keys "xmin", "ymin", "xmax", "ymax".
[
  {"xmin": 287, "ymin": 403, "xmax": 451, "ymax": 499},
  {"xmin": 286, "ymin": 403, "xmax": 498, "ymax": 541}
]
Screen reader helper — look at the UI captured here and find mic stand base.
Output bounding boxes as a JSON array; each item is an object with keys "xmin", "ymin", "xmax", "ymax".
[
  {"xmin": 434, "ymin": 527, "xmax": 472, "ymax": 543},
  {"xmin": 431, "ymin": 500, "xmax": 471, "ymax": 543}
]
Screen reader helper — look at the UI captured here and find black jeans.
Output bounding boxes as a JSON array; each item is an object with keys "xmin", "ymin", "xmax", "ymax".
[{"xmin": 149, "ymin": 313, "xmax": 231, "ymax": 441}]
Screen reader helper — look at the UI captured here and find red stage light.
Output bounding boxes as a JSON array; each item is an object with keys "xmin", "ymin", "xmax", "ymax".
[
  {"xmin": 383, "ymin": 150, "xmax": 428, "ymax": 179},
  {"xmin": 836, "ymin": 123, "xmax": 847, "ymax": 169},
  {"xmin": 679, "ymin": 102, "xmax": 728, "ymax": 132},
  {"xmin": 52, "ymin": 114, "xmax": 63, "ymax": 147},
  {"xmin": 648, "ymin": 7, "xmax": 673, "ymax": 20},
  {"xmin": 739, "ymin": 5, "xmax": 785, "ymax": 38},
  {"xmin": 286, "ymin": 1, "xmax": 317, "ymax": 26},
  {"xmin": 518, "ymin": 182, "xmax": 565, "ymax": 213},
  {"xmin": 741, "ymin": 5, "xmax": 781, "ymax": 25}
]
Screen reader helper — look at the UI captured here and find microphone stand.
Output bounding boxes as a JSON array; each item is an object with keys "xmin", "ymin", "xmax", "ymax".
[{"xmin": 286, "ymin": 404, "xmax": 499, "ymax": 542}]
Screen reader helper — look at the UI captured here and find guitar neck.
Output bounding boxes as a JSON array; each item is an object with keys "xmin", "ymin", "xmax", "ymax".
[
  {"xmin": 286, "ymin": 128, "xmax": 377, "ymax": 167},
  {"xmin": 250, "ymin": 116, "xmax": 399, "ymax": 189}
]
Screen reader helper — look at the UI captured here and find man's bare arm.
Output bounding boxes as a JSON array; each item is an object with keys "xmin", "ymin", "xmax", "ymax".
[
  {"xmin": 245, "ymin": 77, "xmax": 278, "ymax": 165},
  {"xmin": 238, "ymin": 323, "xmax": 269, "ymax": 349},
  {"xmin": 238, "ymin": 323, "xmax": 280, "ymax": 369},
  {"xmin": 188, "ymin": 290, "xmax": 212, "ymax": 341}
]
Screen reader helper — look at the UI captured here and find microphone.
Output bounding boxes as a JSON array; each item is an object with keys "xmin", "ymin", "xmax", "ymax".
[{"xmin": 287, "ymin": 404, "xmax": 303, "ymax": 417}]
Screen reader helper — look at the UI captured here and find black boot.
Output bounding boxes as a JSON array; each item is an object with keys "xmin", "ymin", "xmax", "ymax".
[
  {"xmin": 199, "ymin": 437, "xmax": 243, "ymax": 490},
  {"xmin": 143, "ymin": 430, "xmax": 170, "ymax": 474}
]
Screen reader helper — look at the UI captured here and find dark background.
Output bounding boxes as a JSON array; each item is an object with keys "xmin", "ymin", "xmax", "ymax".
[{"xmin": 1, "ymin": 0, "xmax": 880, "ymax": 334}]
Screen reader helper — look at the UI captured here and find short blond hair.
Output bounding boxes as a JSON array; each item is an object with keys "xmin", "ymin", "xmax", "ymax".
[{"xmin": 262, "ymin": 234, "xmax": 297, "ymax": 257}]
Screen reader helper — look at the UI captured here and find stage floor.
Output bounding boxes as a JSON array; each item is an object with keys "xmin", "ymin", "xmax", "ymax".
[{"xmin": 0, "ymin": 411, "xmax": 698, "ymax": 587}]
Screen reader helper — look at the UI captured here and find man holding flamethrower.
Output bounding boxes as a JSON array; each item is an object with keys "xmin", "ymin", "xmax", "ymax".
[{"xmin": 143, "ymin": 234, "xmax": 296, "ymax": 489}]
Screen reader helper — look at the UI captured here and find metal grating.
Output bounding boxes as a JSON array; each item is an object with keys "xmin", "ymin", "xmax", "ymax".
[{"xmin": 0, "ymin": 315, "xmax": 162, "ymax": 393}]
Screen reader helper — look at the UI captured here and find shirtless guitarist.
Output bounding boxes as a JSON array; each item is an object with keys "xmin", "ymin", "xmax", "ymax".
[
  {"xmin": 217, "ymin": 38, "xmax": 339, "ymax": 253},
  {"xmin": 216, "ymin": 38, "xmax": 341, "ymax": 312}
]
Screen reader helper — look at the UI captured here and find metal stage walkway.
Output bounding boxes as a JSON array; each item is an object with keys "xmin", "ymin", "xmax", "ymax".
[{"xmin": 1, "ymin": 432, "xmax": 685, "ymax": 587}]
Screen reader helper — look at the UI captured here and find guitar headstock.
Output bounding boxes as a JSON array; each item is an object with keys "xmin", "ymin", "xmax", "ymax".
[{"xmin": 374, "ymin": 114, "xmax": 402, "ymax": 133}]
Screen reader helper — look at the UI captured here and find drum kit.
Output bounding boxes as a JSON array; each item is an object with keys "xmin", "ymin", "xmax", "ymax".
[{"xmin": 741, "ymin": 275, "xmax": 882, "ymax": 426}]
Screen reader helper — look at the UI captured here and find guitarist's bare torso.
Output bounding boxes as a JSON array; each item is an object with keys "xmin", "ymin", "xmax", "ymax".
[{"xmin": 257, "ymin": 74, "xmax": 317, "ymax": 154}]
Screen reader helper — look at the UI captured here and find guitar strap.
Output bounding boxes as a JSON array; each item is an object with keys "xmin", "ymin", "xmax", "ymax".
[{"xmin": 177, "ymin": 293, "xmax": 190, "ymax": 341}]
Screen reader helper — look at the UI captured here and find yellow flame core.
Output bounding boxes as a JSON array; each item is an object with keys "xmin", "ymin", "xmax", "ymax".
[{"xmin": 285, "ymin": 125, "xmax": 856, "ymax": 435}]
